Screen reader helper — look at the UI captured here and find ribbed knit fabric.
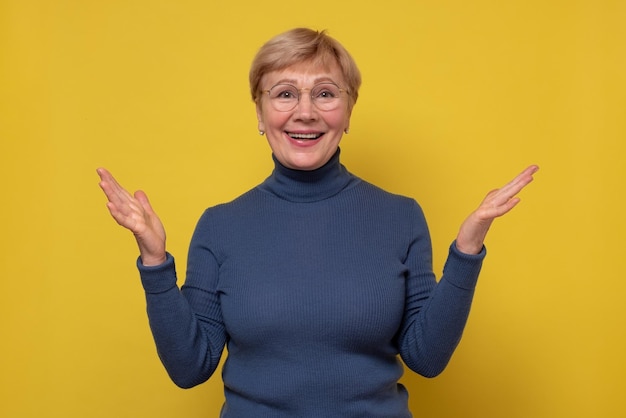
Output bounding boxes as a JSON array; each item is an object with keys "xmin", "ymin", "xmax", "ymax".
[{"xmin": 138, "ymin": 149, "xmax": 485, "ymax": 417}]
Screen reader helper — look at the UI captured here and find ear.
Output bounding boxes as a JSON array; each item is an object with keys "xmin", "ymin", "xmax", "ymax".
[
  {"xmin": 256, "ymin": 103, "xmax": 266, "ymax": 133},
  {"xmin": 344, "ymin": 106, "xmax": 353, "ymax": 134}
]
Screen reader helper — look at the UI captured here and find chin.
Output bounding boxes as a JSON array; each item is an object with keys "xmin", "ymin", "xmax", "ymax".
[{"xmin": 282, "ymin": 154, "xmax": 325, "ymax": 170}]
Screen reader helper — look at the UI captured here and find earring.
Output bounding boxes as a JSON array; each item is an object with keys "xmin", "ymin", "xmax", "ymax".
[
  {"xmin": 344, "ymin": 128, "xmax": 350, "ymax": 134},
  {"xmin": 259, "ymin": 131, "xmax": 265, "ymax": 136}
]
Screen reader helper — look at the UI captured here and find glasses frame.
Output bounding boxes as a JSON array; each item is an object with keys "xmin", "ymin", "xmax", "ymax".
[{"xmin": 262, "ymin": 82, "xmax": 349, "ymax": 112}]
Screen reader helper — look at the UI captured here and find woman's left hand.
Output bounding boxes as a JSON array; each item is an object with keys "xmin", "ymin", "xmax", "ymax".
[{"xmin": 455, "ymin": 165, "xmax": 539, "ymax": 255}]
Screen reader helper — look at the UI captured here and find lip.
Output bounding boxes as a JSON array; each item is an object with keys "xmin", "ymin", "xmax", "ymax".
[{"xmin": 284, "ymin": 131, "xmax": 325, "ymax": 146}]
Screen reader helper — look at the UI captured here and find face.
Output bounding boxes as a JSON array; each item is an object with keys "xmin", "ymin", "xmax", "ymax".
[{"xmin": 256, "ymin": 62, "xmax": 352, "ymax": 171}]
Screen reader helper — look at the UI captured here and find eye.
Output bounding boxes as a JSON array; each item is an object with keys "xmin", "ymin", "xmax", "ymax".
[
  {"xmin": 277, "ymin": 90, "xmax": 294, "ymax": 99},
  {"xmin": 317, "ymin": 89, "xmax": 335, "ymax": 98},
  {"xmin": 312, "ymin": 84, "xmax": 340, "ymax": 100},
  {"xmin": 270, "ymin": 85, "xmax": 298, "ymax": 100}
]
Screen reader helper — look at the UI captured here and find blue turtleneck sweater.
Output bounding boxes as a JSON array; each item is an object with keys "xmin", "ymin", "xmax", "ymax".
[{"xmin": 138, "ymin": 150, "xmax": 485, "ymax": 417}]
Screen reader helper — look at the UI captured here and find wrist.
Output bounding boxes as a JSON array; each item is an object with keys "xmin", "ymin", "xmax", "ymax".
[
  {"xmin": 454, "ymin": 240, "xmax": 483, "ymax": 255},
  {"xmin": 139, "ymin": 252, "xmax": 167, "ymax": 266},
  {"xmin": 456, "ymin": 216, "xmax": 491, "ymax": 255}
]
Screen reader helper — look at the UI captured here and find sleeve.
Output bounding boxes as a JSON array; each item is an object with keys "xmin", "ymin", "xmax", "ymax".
[
  {"xmin": 138, "ymin": 211, "xmax": 227, "ymax": 388},
  {"xmin": 397, "ymin": 201, "xmax": 485, "ymax": 378}
]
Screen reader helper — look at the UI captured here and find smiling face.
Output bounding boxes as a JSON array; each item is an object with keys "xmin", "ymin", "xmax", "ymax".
[{"xmin": 256, "ymin": 62, "xmax": 352, "ymax": 171}]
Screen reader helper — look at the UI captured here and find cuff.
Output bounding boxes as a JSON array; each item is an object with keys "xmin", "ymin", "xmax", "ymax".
[
  {"xmin": 137, "ymin": 252, "xmax": 178, "ymax": 294},
  {"xmin": 442, "ymin": 241, "xmax": 487, "ymax": 290}
]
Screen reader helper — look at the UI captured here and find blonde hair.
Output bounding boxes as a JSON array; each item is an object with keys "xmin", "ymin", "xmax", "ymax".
[{"xmin": 249, "ymin": 28, "xmax": 362, "ymax": 110}]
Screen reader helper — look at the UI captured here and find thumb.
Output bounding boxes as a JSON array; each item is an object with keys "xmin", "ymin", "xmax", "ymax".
[{"xmin": 134, "ymin": 190, "xmax": 155, "ymax": 214}]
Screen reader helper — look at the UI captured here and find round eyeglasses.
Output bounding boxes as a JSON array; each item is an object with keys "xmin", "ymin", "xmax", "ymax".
[{"xmin": 262, "ymin": 82, "xmax": 348, "ymax": 112}]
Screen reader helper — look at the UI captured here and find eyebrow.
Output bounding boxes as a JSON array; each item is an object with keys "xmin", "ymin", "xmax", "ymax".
[{"xmin": 272, "ymin": 76, "xmax": 337, "ymax": 86}]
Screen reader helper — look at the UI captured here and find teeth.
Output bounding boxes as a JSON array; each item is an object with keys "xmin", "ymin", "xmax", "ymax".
[{"xmin": 288, "ymin": 133, "xmax": 322, "ymax": 140}]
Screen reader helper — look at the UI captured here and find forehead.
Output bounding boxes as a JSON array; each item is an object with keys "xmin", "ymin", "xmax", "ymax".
[{"xmin": 262, "ymin": 61, "xmax": 345, "ymax": 87}]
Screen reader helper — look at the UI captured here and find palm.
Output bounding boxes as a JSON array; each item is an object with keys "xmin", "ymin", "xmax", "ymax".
[
  {"xmin": 456, "ymin": 165, "xmax": 539, "ymax": 254},
  {"xmin": 97, "ymin": 168, "xmax": 167, "ymax": 266}
]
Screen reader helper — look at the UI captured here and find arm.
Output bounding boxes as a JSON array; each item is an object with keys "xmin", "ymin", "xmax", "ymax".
[
  {"xmin": 139, "ymin": 242, "xmax": 227, "ymax": 388},
  {"xmin": 397, "ymin": 206, "xmax": 483, "ymax": 378},
  {"xmin": 399, "ymin": 165, "xmax": 539, "ymax": 376},
  {"xmin": 97, "ymin": 168, "xmax": 226, "ymax": 387}
]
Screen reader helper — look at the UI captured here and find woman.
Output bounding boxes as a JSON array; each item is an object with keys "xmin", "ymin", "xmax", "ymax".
[{"xmin": 97, "ymin": 28, "xmax": 538, "ymax": 417}]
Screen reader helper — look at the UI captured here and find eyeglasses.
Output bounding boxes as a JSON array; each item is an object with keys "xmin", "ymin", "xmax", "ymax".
[{"xmin": 262, "ymin": 82, "xmax": 348, "ymax": 112}]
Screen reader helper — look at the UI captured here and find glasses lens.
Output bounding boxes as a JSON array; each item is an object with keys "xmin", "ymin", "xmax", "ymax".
[
  {"xmin": 268, "ymin": 84, "xmax": 299, "ymax": 111},
  {"xmin": 311, "ymin": 83, "xmax": 342, "ymax": 111}
]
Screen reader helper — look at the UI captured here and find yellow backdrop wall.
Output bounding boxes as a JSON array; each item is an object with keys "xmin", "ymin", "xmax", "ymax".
[{"xmin": 1, "ymin": 1, "xmax": 624, "ymax": 417}]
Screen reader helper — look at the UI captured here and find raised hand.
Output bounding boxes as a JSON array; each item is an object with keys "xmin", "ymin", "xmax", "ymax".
[
  {"xmin": 455, "ymin": 165, "xmax": 539, "ymax": 255},
  {"xmin": 97, "ymin": 168, "xmax": 167, "ymax": 266}
]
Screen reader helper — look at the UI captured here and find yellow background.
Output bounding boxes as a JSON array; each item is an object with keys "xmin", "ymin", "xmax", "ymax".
[{"xmin": 1, "ymin": 1, "xmax": 624, "ymax": 417}]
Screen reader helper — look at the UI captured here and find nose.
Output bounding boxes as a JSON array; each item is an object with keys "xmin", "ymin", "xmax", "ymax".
[{"xmin": 294, "ymin": 93, "xmax": 317, "ymax": 120}]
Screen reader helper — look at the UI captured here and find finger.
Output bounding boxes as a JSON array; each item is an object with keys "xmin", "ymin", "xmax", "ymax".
[
  {"xmin": 104, "ymin": 194, "xmax": 146, "ymax": 232},
  {"xmin": 96, "ymin": 167, "xmax": 110, "ymax": 180},
  {"xmin": 104, "ymin": 201, "xmax": 129, "ymax": 226},
  {"xmin": 97, "ymin": 167, "xmax": 125, "ymax": 194},
  {"xmin": 494, "ymin": 196, "xmax": 521, "ymax": 217},
  {"xmin": 476, "ymin": 196, "xmax": 522, "ymax": 221},
  {"xmin": 97, "ymin": 168, "xmax": 136, "ymax": 208},
  {"xmin": 99, "ymin": 171, "xmax": 130, "ymax": 198},
  {"xmin": 134, "ymin": 190, "xmax": 156, "ymax": 216},
  {"xmin": 489, "ymin": 165, "xmax": 539, "ymax": 205},
  {"xmin": 503, "ymin": 165, "xmax": 539, "ymax": 192},
  {"xmin": 97, "ymin": 169, "xmax": 158, "ymax": 236}
]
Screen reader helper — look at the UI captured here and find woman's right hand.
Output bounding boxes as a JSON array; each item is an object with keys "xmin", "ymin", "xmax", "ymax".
[{"xmin": 97, "ymin": 168, "xmax": 167, "ymax": 266}]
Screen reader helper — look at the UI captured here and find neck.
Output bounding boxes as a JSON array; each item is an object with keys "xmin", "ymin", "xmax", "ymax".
[{"xmin": 258, "ymin": 148, "xmax": 358, "ymax": 203}]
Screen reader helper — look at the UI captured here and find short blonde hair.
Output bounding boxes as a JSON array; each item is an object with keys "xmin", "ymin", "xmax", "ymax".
[{"xmin": 249, "ymin": 28, "xmax": 362, "ymax": 110}]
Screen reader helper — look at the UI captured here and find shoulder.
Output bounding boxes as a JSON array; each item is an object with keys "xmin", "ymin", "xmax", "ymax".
[
  {"xmin": 354, "ymin": 178, "xmax": 424, "ymax": 214},
  {"xmin": 197, "ymin": 187, "xmax": 265, "ymax": 224}
]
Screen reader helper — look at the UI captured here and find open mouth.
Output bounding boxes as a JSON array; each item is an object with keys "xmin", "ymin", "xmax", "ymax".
[{"xmin": 287, "ymin": 132, "xmax": 324, "ymax": 141}]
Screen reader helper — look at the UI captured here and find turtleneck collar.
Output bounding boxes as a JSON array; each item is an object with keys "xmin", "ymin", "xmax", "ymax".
[{"xmin": 257, "ymin": 148, "xmax": 359, "ymax": 203}]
